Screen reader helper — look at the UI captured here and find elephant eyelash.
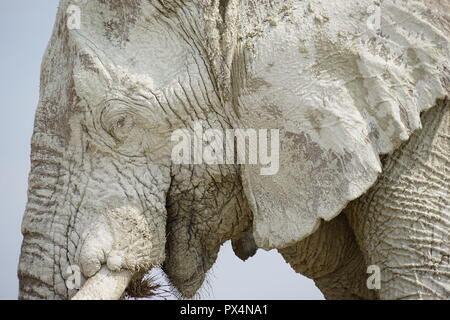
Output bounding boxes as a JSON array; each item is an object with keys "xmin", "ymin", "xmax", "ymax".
[
  {"xmin": 110, "ymin": 116, "xmax": 135, "ymax": 141},
  {"xmin": 101, "ymin": 112, "xmax": 136, "ymax": 143},
  {"xmin": 116, "ymin": 117, "xmax": 126, "ymax": 128}
]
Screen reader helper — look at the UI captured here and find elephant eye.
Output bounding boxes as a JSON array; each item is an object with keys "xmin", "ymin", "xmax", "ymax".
[{"xmin": 108, "ymin": 114, "xmax": 135, "ymax": 142}]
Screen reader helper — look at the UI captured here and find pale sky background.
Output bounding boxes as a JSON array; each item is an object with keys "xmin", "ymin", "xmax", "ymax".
[{"xmin": 0, "ymin": 0, "xmax": 323, "ymax": 300}]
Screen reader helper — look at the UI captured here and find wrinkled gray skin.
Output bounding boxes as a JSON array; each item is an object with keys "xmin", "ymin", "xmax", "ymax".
[{"xmin": 19, "ymin": 0, "xmax": 449, "ymax": 299}]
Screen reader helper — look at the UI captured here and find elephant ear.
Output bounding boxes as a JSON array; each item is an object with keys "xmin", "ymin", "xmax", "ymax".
[{"xmin": 234, "ymin": 0, "xmax": 450, "ymax": 250}]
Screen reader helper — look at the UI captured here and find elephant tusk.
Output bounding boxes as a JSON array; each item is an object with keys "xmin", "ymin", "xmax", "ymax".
[{"xmin": 71, "ymin": 266, "xmax": 133, "ymax": 300}]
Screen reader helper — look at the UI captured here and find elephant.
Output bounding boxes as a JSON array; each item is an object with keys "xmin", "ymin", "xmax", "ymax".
[{"xmin": 18, "ymin": 0, "xmax": 450, "ymax": 300}]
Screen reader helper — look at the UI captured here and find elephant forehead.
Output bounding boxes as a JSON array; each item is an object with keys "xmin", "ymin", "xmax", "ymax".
[{"xmin": 69, "ymin": 0, "xmax": 207, "ymax": 91}]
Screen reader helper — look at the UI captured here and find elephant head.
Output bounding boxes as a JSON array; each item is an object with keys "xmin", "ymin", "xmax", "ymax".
[{"xmin": 19, "ymin": 0, "xmax": 449, "ymax": 299}]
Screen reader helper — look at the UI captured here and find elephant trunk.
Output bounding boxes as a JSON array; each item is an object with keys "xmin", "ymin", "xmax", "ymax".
[
  {"xmin": 18, "ymin": 236, "xmax": 62, "ymax": 299},
  {"xmin": 19, "ymin": 130, "xmax": 169, "ymax": 299},
  {"xmin": 18, "ymin": 134, "xmax": 69, "ymax": 299},
  {"xmin": 72, "ymin": 267, "xmax": 133, "ymax": 300}
]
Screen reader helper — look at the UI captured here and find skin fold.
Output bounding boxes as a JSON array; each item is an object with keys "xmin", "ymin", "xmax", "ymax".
[{"xmin": 18, "ymin": 0, "xmax": 449, "ymax": 299}]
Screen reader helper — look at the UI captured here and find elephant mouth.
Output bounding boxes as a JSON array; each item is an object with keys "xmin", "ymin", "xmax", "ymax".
[{"xmin": 72, "ymin": 266, "xmax": 167, "ymax": 300}]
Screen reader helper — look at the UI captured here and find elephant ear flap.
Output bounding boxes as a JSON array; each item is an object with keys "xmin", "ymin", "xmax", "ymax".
[
  {"xmin": 235, "ymin": 0, "xmax": 450, "ymax": 250},
  {"xmin": 239, "ymin": 128, "xmax": 383, "ymax": 251}
]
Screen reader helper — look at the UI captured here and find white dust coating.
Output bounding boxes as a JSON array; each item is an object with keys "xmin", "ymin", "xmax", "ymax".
[{"xmin": 18, "ymin": 0, "xmax": 450, "ymax": 300}]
